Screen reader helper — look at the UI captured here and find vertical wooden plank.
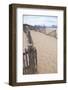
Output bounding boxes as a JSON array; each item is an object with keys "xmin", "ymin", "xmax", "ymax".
[{"xmin": 25, "ymin": 48, "xmax": 28, "ymax": 67}]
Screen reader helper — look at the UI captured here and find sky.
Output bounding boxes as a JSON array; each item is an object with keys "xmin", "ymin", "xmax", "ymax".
[{"xmin": 23, "ymin": 15, "xmax": 57, "ymax": 27}]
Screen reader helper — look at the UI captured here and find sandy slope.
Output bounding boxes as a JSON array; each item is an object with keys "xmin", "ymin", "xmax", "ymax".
[{"xmin": 30, "ymin": 30, "xmax": 57, "ymax": 74}]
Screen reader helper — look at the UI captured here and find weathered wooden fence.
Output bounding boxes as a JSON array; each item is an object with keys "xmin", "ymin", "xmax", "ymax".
[
  {"xmin": 23, "ymin": 29, "xmax": 37, "ymax": 74},
  {"xmin": 23, "ymin": 47, "xmax": 37, "ymax": 74}
]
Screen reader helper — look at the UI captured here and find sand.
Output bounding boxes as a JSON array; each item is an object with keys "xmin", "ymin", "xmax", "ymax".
[
  {"xmin": 30, "ymin": 30, "xmax": 57, "ymax": 74},
  {"xmin": 23, "ymin": 30, "xmax": 57, "ymax": 74}
]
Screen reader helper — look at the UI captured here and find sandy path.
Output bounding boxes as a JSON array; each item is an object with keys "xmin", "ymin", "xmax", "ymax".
[{"xmin": 30, "ymin": 30, "xmax": 57, "ymax": 74}]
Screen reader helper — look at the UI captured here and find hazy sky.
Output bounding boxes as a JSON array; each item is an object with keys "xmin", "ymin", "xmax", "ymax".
[{"xmin": 23, "ymin": 15, "xmax": 57, "ymax": 27}]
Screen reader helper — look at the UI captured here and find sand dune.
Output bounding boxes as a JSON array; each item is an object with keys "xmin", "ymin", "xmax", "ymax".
[
  {"xmin": 23, "ymin": 30, "xmax": 57, "ymax": 74},
  {"xmin": 47, "ymin": 30, "xmax": 57, "ymax": 38},
  {"xmin": 30, "ymin": 30, "xmax": 57, "ymax": 74}
]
